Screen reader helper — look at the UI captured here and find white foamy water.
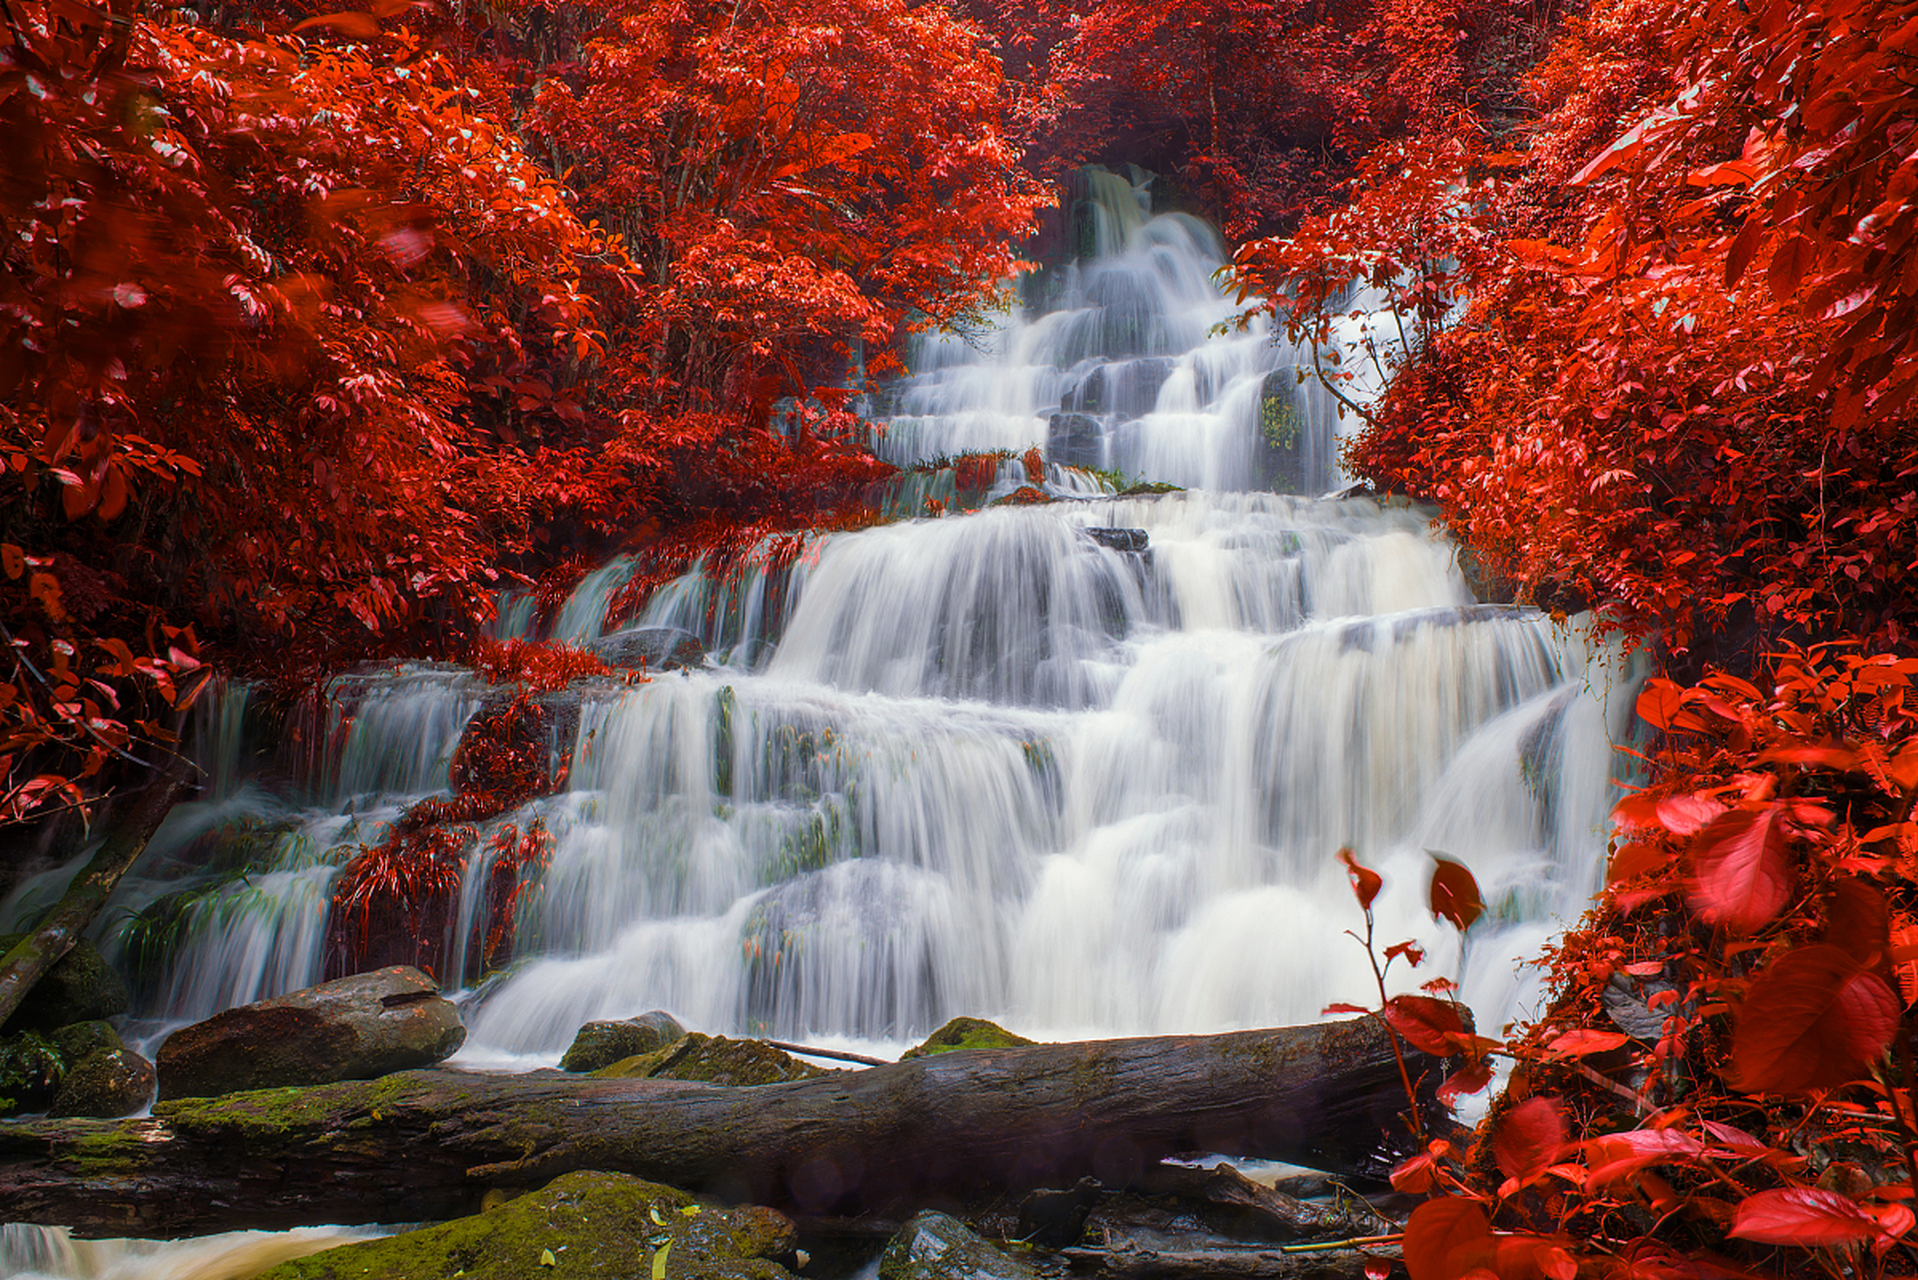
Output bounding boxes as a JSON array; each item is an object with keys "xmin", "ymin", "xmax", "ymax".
[{"xmin": 72, "ymin": 167, "xmax": 1642, "ymax": 1080}]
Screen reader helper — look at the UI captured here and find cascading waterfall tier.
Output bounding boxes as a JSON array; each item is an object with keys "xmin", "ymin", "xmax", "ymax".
[{"xmin": 55, "ymin": 167, "xmax": 1642, "ymax": 1065}]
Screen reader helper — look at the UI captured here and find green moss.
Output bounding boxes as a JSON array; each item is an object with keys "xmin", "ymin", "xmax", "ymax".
[
  {"xmin": 900, "ymin": 1017, "xmax": 1035, "ymax": 1060},
  {"xmin": 0, "ymin": 1030, "xmax": 65, "ymax": 1114},
  {"xmin": 257, "ymin": 1170, "xmax": 797, "ymax": 1280},
  {"xmin": 1117, "ymin": 481, "xmax": 1183, "ymax": 496}
]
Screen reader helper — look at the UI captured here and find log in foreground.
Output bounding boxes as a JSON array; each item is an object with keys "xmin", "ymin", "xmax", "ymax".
[{"xmin": 0, "ymin": 1018, "xmax": 1446, "ymax": 1238}]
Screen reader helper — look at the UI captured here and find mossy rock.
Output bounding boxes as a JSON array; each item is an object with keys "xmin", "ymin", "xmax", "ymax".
[
  {"xmin": 900, "ymin": 1018, "xmax": 1034, "ymax": 1060},
  {"xmin": 0, "ymin": 936, "xmax": 129, "ymax": 1033},
  {"xmin": 1117, "ymin": 481, "xmax": 1183, "ymax": 496},
  {"xmin": 558, "ymin": 1011, "xmax": 686, "ymax": 1073},
  {"xmin": 0, "ymin": 1030, "xmax": 65, "ymax": 1115},
  {"xmin": 879, "ymin": 1210, "xmax": 1036, "ymax": 1280},
  {"xmin": 257, "ymin": 1170, "xmax": 797, "ymax": 1280},
  {"xmin": 50, "ymin": 1047, "xmax": 155, "ymax": 1118},
  {"xmin": 50, "ymin": 1019, "xmax": 123, "ymax": 1062},
  {"xmin": 590, "ymin": 1033, "xmax": 828, "ymax": 1086}
]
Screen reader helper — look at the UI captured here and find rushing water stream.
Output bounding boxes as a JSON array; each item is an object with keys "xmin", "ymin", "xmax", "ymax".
[{"xmin": 2, "ymin": 168, "xmax": 1642, "ymax": 1280}]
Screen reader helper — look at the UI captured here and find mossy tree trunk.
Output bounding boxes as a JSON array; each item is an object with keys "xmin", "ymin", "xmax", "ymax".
[
  {"xmin": 0, "ymin": 1019, "xmax": 1449, "ymax": 1238},
  {"xmin": 0, "ymin": 758, "xmax": 194, "ymax": 1030}
]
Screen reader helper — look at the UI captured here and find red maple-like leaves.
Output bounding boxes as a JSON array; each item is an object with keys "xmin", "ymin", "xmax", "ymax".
[{"xmin": 1731, "ymin": 943, "xmax": 1899, "ymax": 1094}]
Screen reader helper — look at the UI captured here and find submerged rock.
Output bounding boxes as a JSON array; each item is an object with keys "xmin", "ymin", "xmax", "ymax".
[
  {"xmin": 900, "ymin": 1017, "xmax": 1035, "ymax": 1060},
  {"xmin": 558, "ymin": 1010, "xmax": 687, "ymax": 1072},
  {"xmin": 879, "ymin": 1211, "xmax": 1036, "ymax": 1280},
  {"xmin": 0, "ymin": 936, "xmax": 129, "ymax": 1033},
  {"xmin": 590, "ymin": 1032, "xmax": 828, "ymax": 1086},
  {"xmin": 50, "ymin": 1046, "xmax": 155, "ymax": 1117},
  {"xmin": 257, "ymin": 1170, "xmax": 797, "ymax": 1280},
  {"xmin": 155, "ymin": 965, "xmax": 466, "ymax": 1100},
  {"xmin": 1080, "ymin": 527, "xmax": 1148, "ymax": 553},
  {"xmin": 593, "ymin": 625, "xmax": 708, "ymax": 672},
  {"xmin": 1046, "ymin": 412, "xmax": 1102, "ymax": 469}
]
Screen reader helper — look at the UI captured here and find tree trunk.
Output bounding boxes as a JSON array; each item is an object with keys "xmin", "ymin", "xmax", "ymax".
[
  {"xmin": 0, "ymin": 1018, "xmax": 1448, "ymax": 1238},
  {"xmin": 0, "ymin": 757, "xmax": 194, "ymax": 1029}
]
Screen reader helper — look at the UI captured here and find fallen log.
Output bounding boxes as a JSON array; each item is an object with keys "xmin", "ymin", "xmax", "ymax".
[
  {"xmin": 0, "ymin": 1018, "xmax": 1448, "ymax": 1238},
  {"xmin": 0, "ymin": 757, "xmax": 194, "ymax": 1029}
]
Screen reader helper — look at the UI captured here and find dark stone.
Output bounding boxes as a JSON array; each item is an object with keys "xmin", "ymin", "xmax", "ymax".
[
  {"xmin": 879, "ymin": 1211, "xmax": 1036, "ymax": 1280},
  {"xmin": 558, "ymin": 1010, "xmax": 688, "ymax": 1072},
  {"xmin": 0, "ymin": 1030, "xmax": 63, "ymax": 1114},
  {"xmin": 900, "ymin": 1017, "xmax": 1035, "ymax": 1060},
  {"xmin": 257, "ymin": 1170, "xmax": 797, "ymax": 1280},
  {"xmin": 1062, "ymin": 358, "xmax": 1175, "ymax": 417},
  {"xmin": 590, "ymin": 1033, "xmax": 830, "ymax": 1086},
  {"xmin": 1258, "ymin": 371, "xmax": 1308, "ymax": 496},
  {"xmin": 155, "ymin": 965, "xmax": 466, "ymax": 1100},
  {"xmin": 1046, "ymin": 412, "xmax": 1103, "ymax": 469},
  {"xmin": 0, "ymin": 935, "xmax": 129, "ymax": 1033},
  {"xmin": 49, "ymin": 1047, "xmax": 155, "ymax": 1117},
  {"xmin": 592, "ymin": 626, "xmax": 708, "ymax": 673},
  {"xmin": 1081, "ymin": 527, "xmax": 1149, "ymax": 554}
]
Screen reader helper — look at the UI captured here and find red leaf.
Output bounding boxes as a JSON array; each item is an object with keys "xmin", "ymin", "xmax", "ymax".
[
  {"xmin": 1541, "ymin": 1029, "xmax": 1633, "ymax": 1059},
  {"xmin": 1725, "ymin": 216, "xmax": 1764, "ymax": 288},
  {"xmin": 1688, "ymin": 803, "xmax": 1793, "ymax": 933},
  {"xmin": 1733, "ymin": 943, "xmax": 1899, "ymax": 1094},
  {"xmin": 1339, "ymin": 847, "xmax": 1382, "ymax": 911},
  {"xmin": 1655, "ymin": 793, "xmax": 1725, "ymax": 836},
  {"xmin": 1392, "ymin": 1150, "xmax": 1439, "ymax": 1193},
  {"xmin": 1729, "ymin": 1188, "xmax": 1877, "ymax": 1247},
  {"xmin": 1429, "ymin": 857, "xmax": 1484, "ymax": 931},
  {"xmin": 1384, "ymin": 994, "xmax": 1465, "ymax": 1055},
  {"xmin": 1403, "ymin": 1197, "xmax": 1493, "ymax": 1280},
  {"xmin": 1758, "ymin": 742, "xmax": 1858, "ymax": 771},
  {"xmin": 1767, "ymin": 235, "xmax": 1816, "ymax": 304},
  {"xmin": 1494, "ymin": 1097, "xmax": 1569, "ymax": 1185},
  {"xmin": 1635, "ymin": 678, "xmax": 1687, "ymax": 731},
  {"xmin": 1824, "ymin": 879, "xmax": 1889, "ymax": 968},
  {"xmin": 1583, "ymin": 1129, "xmax": 1705, "ymax": 1189},
  {"xmin": 1608, "ymin": 841, "xmax": 1673, "ymax": 885},
  {"xmin": 1438, "ymin": 1056, "xmax": 1494, "ymax": 1104}
]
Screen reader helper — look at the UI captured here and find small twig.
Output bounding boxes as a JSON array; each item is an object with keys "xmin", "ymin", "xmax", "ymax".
[
  {"xmin": 1278, "ymin": 1234, "xmax": 1403, "ymax": 1253},
  {"xmin": 766, "ymin": 1040, "xmax": 890, "ymax": 1067}
]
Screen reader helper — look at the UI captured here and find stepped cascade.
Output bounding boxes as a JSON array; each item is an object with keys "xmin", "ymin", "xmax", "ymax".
[{"xmin": 2, "ymin": 169, "xmax": 1642, "ymax": 1068}]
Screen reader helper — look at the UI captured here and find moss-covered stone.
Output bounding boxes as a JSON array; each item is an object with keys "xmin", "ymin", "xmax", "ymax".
[
  {"xmin": 1117, "ymin": 481, "xmax": 1183, "ymax": 496},
  {"xmin": 50, "ymin": 1019, "xmax": 122, "ymax": 1062},
  {"xmin": 256, "ymin": 1170, "xmax": 797, "ymax": 1280},
  {"xmin": 878, "ymin": 1211, "xmax": 1036, "ymax": 1280},
  {"xmin": 0, "ymin": 936, "xmax": 129, "ymax": 1033},
  {"xmin": 0, "ymin": 1029, "xmax": 65, "ymax": 1114},
  {"xmin": 558, "ymin": 1011, "xmax": 686, "ymax": 1073},
  {"xmin": 900, "ymin": 1018, "xmax": 1034, "ymax": 1060},
  {"xmin": 50, "ymin": 1047, "xmax": 155, "ymax": 1117},
  {"xmin": 589, "ymin": 1033, "xmax": 828, "ymax": 1086}
]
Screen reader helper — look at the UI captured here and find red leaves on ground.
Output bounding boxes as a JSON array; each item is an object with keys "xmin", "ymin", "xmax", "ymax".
[
  {"xmin": 1727, "ymin": 1188, "xmax": 1879, "ymax": 1247},
  {"xmin": 1339, "ymin": 847, "xmax": 1383, "ymax": 911},
  {"xmin": 1731, "ymin": 943, "xmax": 1899, "ymax": 1094},
  {"xmin": 1687, "ymin": 803, "xmax": 1793, "ymax": 934},
  {"xmin": 1493, "ymin": 1097, "xmax": 1569, "ymax": 1186},
  {"xmin": 1429, "ymin": 857, "xmax": 1484, "ymax": 931}
]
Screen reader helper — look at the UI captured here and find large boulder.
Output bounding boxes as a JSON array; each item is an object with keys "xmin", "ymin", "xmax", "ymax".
[
  {"xmin": 155, "ymin": 966, "xmax": 466, "ymax": 1101},
  {"xmin": 0, "ymin": 935, "xmax": 129, "ymax": 1033},
  {"xmin": 592, "ymin": 626, "xmax": 707, "ymax": 673},
  {"xmin": 558, "ymin": 1010, "xmax": 687, "ymax": 1072},
  {"xmin": 1046, "ymin": 412, "xmax": 1102, "ymax": 470},
  {"xmin": 879, "ymin": 1211, "xmax": 1036, "ymax": 1280},
  {"xmin": 258, "ymin": 1170, "xmax": 797, "ymax": 1280},
  {"xmin": 50, "ymin": 1046, "xmax": 155, "ymax": 1118}
]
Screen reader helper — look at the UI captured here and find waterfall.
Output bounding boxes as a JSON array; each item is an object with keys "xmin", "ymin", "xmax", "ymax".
[{"xmin": 94, "ymin": 166, "xmax": 1642, "ymax": 1065}]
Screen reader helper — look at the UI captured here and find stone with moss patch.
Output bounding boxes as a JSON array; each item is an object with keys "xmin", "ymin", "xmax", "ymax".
[
  {"xmin": 900, "ymin": 1018, "xmax": 1034, "ymax": 1060},
  {"xmin": 1117, "ymin": 481, "xmax": 1182, "ymax": 496},
  {"xmin": 50, "ymin": 1046, "xmax": 155, "ymax": 1117},
  {"xmin": 590, "ymin": 1033, "xmax": 829, "ymax": 1085},
  {"xmin": 558, "ymin": 1011, "xmax": 686, "ymax": 1072},
  {"xmin": 50, "ymin": 1019, "xmax": 122, "ymax": 1062},
  {"xmin": 257, "ymin": 1169, "xmax": 797, "ymax": 1280}
]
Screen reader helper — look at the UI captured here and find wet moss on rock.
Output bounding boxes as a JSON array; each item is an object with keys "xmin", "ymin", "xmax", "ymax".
[
  {"xmin": 256, "ymin": 1169, "xmax": 798, "ymax": 1280},
  {"xmin": 589, "ymin": 1033, "xmax": 829, "ymax": 1086},
  {"xmin": 900, "ymin": 1018, "xmax": 1035, "ymax": 1060}
]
